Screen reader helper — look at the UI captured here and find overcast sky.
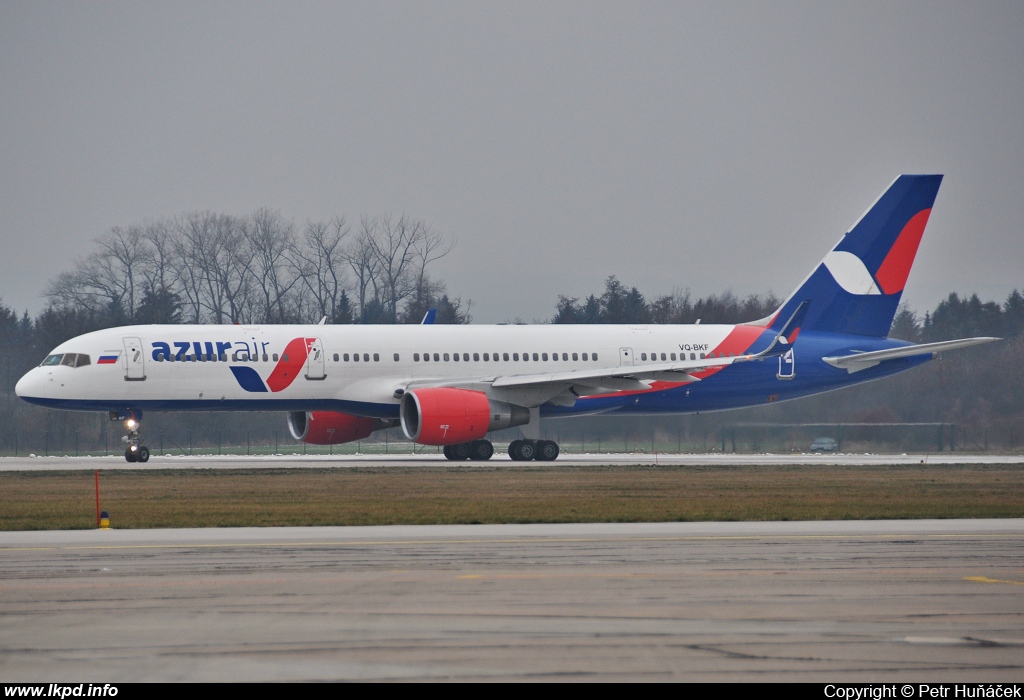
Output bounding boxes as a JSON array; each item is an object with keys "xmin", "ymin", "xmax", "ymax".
[{"xmin": 2, "ymin": 1, "xmax": 1021, "ymax": 323}]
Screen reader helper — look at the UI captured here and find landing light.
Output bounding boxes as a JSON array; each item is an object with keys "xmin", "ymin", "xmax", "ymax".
[{"xmin": 125, "ymin": 419, "xmax": 137, "ymax": 430}]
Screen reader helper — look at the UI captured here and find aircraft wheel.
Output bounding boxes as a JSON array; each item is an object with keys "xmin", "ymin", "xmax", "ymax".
[
  {"xmin": 536, "ymin": 440, "xmax": 559, "ymax": 461},
  {"xmin": 443, "ymin": 445, "xmax": 456, "ymax": 460},
  {"xmin": 451, "ymin": 442, "xmax": 472, "ymax": 460},
  {"xmin": 517, "ymin": 440, "xmax": 537, "ymax": 461},
  {"xmin": 124, "ymin": 447, "xmax": 137, "ymax": 463},
  {"xmin": 508, "ymin": 439, "xmax": 523, "ymax": 460},
  {"xmin": 469, "ymin": 440, "xmax": 494, "ymax": 461},
  {"xmin": 137, "ymin": 446, "xmax": 150, "ymax": 463}
]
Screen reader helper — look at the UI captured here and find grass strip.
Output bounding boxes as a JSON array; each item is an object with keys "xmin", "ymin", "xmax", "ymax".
[{"xmin": 1, "ymin": 464, "xmax": 1022, "ymax": 530}]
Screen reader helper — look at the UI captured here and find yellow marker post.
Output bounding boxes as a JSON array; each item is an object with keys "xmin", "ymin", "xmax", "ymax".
[{"xmin": 100, "ymin": 510, "xmax": 110, "ymax": 530}]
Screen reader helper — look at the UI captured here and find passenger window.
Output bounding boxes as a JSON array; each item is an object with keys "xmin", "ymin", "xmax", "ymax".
[
  {"xmin": 414, "ymin": 353, "xmax": 420, "ymax": 362},
  {"xmin": 513, "ymin": 353, "xmax": 519, "ymax": 361},
  {"xmin": 453, "ymin": 353, "xmax": 460, "ymax": 362},
  {"xmin": 562, "ymin": 353, "xmax": 568, "ymax": 361},
  {"xmin": 572, "ymin": 353, "xmax": 579, "ymax": 361},
  {"xmin": 532, "ymin": 353, "xmax": 538, "ymax": 361},
  {"xmin": 542, "ymin": 353, "xmax": 548, "ymax": 361},
  {"xmin": 353, "ymin": 354, "xmax": 360, "ymax": 362},
  {"xmin": 463, "ymin": 353, "xmax": 469, "ymax": 361},
  {"xmin": 363, "ymin": 353, "xmax": 370, "ymax": 362},
  {"xmin": 640, "ymin": 353, "xmax": 647, "ymax": 361},
  {"xmin": 333, "ymin": 353, "xmax": 339, "ymax": 362},
  {"xmin": 433, "ymin": 353, "xmax": 440, "ymax": 361},
  {"xmin": 473, "ymin": 353, "xmax": 480, "ymax": 361},
  {"xmin": 262, "ymin": 353, "xmax": 268, "ymax": 362},
  {"xmin": 660, "ymin": 353, "xmax": 666, "ymax": 361},
  {"xmin": 503, "ymin": 353, "xmax": 509, "ymax": 361},
  {"xmin": 444, "ymin": 353, "xmax": 450, "ymax": 361},
  {"xmin": 282, "ymin": 354, "xmax": 289, "ymax": 362},
  {"xmin": 592, "ymin": 352, "xmax": 598, "ymax": 361},
  {"xmin": 394, "ymin": 353, "xmax": 400, "ymax": 361},
  {"xmin": 581, "ymin": 353, "xmax": 587, "ymax": 361},
  {"xmin": 373, "ymin": 353, "xmax": 379, "ymax": 362},
  {"xmin": 482, "ymin": 353, "xmax": 488, "ymax": 361}
]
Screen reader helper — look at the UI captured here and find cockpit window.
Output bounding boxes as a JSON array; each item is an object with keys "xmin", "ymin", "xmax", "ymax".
[{"xmin": 49, "ymin": 353, "xmax": 91, "ymax": 368}]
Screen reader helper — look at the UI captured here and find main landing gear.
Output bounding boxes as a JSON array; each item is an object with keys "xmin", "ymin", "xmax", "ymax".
[
  {"xmin": 121, "ymin": 417, "xmax": 150, "ymax": 463},
  {"xmin": 441, "ymin": 439, "xmax": 561, "ymax": 461},
  {"xmin": 509, "ymin": 439, "xmax": 559, "ymax": 461},
  {"xmin": 443, "ymin": 440, "xmax": 494, "ymax": 461}
]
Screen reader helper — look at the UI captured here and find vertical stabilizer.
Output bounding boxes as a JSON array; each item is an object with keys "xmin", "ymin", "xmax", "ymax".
[{"xmin": 765, "ymin": 174, "xmax": 943, "ymax": 337}]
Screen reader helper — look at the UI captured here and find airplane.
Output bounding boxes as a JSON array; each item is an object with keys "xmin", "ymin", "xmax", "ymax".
[{"xmin": 15, "ymin": 174, "xmax": 999, "ymax": 462}]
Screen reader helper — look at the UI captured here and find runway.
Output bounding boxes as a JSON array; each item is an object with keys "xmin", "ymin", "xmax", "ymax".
[
  {"xmin": 2, "ymin": 451, "xmax": 1023, "ymax": 470},
  {"xmin": 2, "ymin": 520, "xmax": 1022, "ymax": 681}
]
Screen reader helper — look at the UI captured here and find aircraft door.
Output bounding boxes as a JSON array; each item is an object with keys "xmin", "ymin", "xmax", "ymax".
[
  {"xmin": 123, "ymin": 337, "xmax": 146, "ymax": 381},
  {"xmin": 777, "ymin": 348, "xmax": 795, "ymax": 380},
  {"xmin": 619, "ymin": 348, "xmax": 634, "ymax": 366},
  {"xmin": 304, "ymin": 337, "xmax": 326, "ymax": 380}
]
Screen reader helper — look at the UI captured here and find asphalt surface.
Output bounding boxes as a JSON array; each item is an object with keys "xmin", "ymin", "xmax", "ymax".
[
  {"xmin": 2, "ymin": 520, "xmax": 1022, "ymax": 681},
  {"xmin": 2, "ymin": 451, "xmax": 1023, "ymax": 470}
]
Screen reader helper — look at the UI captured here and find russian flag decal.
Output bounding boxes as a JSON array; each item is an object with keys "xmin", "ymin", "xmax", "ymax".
[{"xmin": 97, "ymin": 354, "xmax": 119, "ymax": 365}]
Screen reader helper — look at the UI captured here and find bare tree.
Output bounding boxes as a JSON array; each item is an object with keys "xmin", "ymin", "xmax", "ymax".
[
  {"xmin": 44, "ymin": 225, "xmax": 149, "ymax": 320},
  {"xmin": 357, "ymin": 214, "xmax": 454, "ymax": 323},
  {"xmin": 292, "ymin": 217, "xmax": 349, "ymax": 323},
  {"xmin": 244, "ymin": 208, "xmax": 300, "ymax": 323},
  {"xmin": 174, "ymin": 212, "xmax": 253, "ymax": 324},
  {"xmin": 346, "ymin": 218, "xmax": 381, "ymax": 322}
]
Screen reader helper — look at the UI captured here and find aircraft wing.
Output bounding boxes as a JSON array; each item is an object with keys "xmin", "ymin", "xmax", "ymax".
[{"xmin": 822, "ymin": 336, "xmax": 1000, "ymax": 373}]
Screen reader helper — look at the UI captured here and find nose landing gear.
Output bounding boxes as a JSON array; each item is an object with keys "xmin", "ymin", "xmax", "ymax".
[{"xmin": 117, "ymin": 415, "xmax": 150, "ymax": 463}]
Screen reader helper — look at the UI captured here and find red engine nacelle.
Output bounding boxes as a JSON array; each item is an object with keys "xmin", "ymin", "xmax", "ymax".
[
  {"xmin": 400, "ymin": 387, "xmax": 530, "ymax": 446},
  {"xmin": 287, "ymin": 411, "xmax": 379, "ymax": 445}
]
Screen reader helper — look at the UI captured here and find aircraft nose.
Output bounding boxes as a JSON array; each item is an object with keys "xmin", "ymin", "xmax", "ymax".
[{"xmin": 15, "ymin": 368, "xmax": 43, "ymax": 399}]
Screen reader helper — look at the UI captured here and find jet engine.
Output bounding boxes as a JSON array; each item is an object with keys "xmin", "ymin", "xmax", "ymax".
[
  {"xmin": 400, "ymin": 387, "xmax": 529, "ymax": 445},
  {"xmin": 287, "ymin": 411, "xmax": 382, "ymax": 445}
]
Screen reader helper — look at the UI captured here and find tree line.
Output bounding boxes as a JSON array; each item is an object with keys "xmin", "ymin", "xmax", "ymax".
[
  {"xmin": 1, "ymin": 211, "xmax": 1022, "ymax": 452},
  {"xmin": 552, "ymin": 275, "xmax": 1024, "ymax": 343}
]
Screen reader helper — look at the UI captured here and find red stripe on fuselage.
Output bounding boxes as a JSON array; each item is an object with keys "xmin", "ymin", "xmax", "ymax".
[
  {"xmin": 265, "ymin": 337, "xmax": 310, "ymax": 392},
  {"xmin": 689, "ymin": 325, "xmax": 764, "ymax": 380},
  {"xmin": 587, "ymin": 325, "xmax": 767, "ymax": 399}
]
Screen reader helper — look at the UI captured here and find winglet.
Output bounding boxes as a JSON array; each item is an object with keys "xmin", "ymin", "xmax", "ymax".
[{"xmin": 421, "ymin": 309, "xmax": 437, "ymax": 325}]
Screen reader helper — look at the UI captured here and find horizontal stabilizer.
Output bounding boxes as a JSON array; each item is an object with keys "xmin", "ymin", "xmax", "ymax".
[{"xmin": 823, "ymin": 337, "xmax": 1000, "ymax": 373}]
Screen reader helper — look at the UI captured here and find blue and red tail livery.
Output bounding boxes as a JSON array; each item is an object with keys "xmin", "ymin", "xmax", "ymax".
[
  {"xmin": 769, "ymin": 174, "xmax": 943, "ymax": 338},
  {"xmin": 16, "ymin": 174, "xmax": 1000, "ymax": 462}
]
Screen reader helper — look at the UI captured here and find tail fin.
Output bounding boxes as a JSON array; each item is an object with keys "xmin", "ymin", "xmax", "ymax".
[{"xmin": 763, "ymin": 174, "xmax": 943, "ymax": 337}]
